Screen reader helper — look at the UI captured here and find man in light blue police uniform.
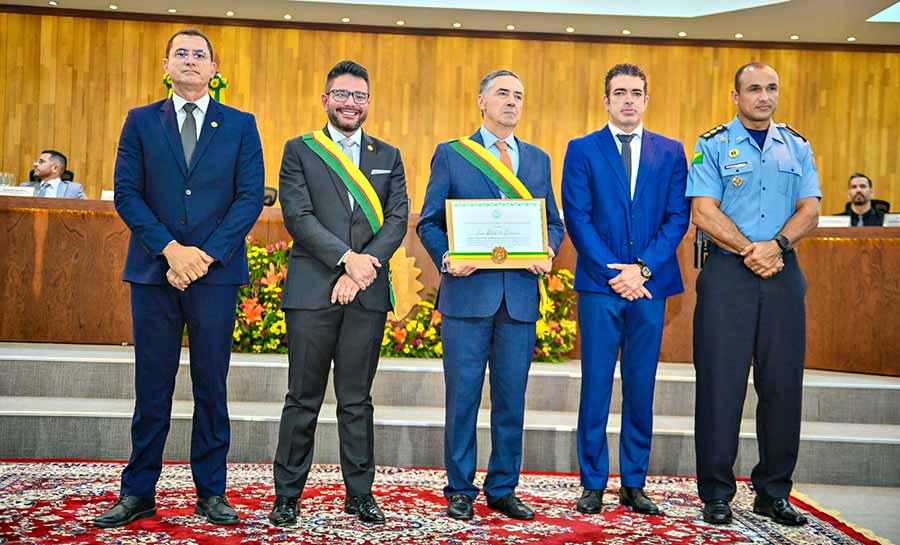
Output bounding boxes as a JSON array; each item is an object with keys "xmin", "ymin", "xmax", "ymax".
[{"xmin": 686, "ymin": 62, "xmax": 820, "ymax": 527}]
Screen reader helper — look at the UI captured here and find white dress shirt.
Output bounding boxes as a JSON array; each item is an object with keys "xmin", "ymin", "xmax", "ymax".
[
  {"xmin": 608, "ymin": 121, "xmax": 643, "ymax": 199},
  {"xmin": 327, "ymin": 123, "xmax": 363, "ymax": 209},
  {"xmin": 172, "ymin": 92, "xmax": 210, "ymax": 140},
  {"xmin": 39, "ymin": 178, "xmax": 62, "ymax": 198}
]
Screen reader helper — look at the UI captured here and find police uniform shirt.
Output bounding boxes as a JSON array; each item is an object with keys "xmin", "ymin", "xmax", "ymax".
[{"xmin": 685, "ymin": 116, "xmax": 822, "ymax": 243}]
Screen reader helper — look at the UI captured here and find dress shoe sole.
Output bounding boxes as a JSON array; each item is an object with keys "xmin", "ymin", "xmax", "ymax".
[
  {"xmin": 752, "ymin": 506, "xmax": 807, "ymax": 526},
  {"xmin": 194, "ymin": 506, "xmax": 240, "ymax": 526},
  {"xmin": 488, "ymin": 505, "xmax": 534, "ymax": 520},
  {"xmin": 620, "ymin": 498, "xmax": 661, "ymax": 515},
  {"xmin": 575, "ymin": 503, "xmax": 602, "ymax": 515},
  {"xmin": 447, "ymin": 509, "xmax": 474, "ymax": 521},
  {"xmin": 268, "ymin": 516, "xmax": 298, "ymax": 527},
  {"xmin": 344, "ymin": 506, "xmax": 386, "ymax": 524},
  {"xmin": 702, "ymin": 512, "xmax": 733, "ymax": 525},
  {"xmin": 92, "ymin": 507, "xmax": 157, "ymax": 528}
]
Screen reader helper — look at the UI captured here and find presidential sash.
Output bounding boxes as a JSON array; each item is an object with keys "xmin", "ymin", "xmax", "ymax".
[
  {"xmin": 447, "ymin": 135, "xmax": 551, "ymax": 317},
  {"xmin": 301, "ymin": 130, "xmax": 394, "ymax": 307}
]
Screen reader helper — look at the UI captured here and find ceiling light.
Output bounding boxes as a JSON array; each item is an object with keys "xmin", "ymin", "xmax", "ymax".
[
  {"xmin": 452, "ymin": 22, "xmax": 462, "ymax": 28},
  {"xmin": 226, "ymin": 11, "xmax": 234, "ymax": 16},
  {"xmin": 734, "ymin": 33, "xmax": 744, "ymax": 39},
  {"xmin": 283, "ymin": 14, "xmax": 292, "ymax": 20},
  {"xmin": 790, "ymin": 35, "xmax": 799, "ymax": 40},
  {"xmin": 109, "ymin": 3, "xmax": 117, "ymax": 8},
  {"xmin": 341, "ymin": 17, "xmax": 351, "ymax": 23},
  {"xmin": 566, "ymin": 27, "xmax": 575, "ymax": 33},
  {"xmin": 48, "ymin": 0, "xmax": 57, "ymax": 4},
  {"xmin": 396, "ymin": 20, "xmax": 405, "ymax": 25},
  {"xmin": 847, "ymin": 36, "xmax": 857, "ymax": 42},
  {"xmin": 621, "ymin": 29, "xmax": 632, "ymax": 35},
  {"xmin": 506, "ymin": 24, "xmax": 516, "ymax": 30},
  {"xmin": 167, "ymin": 8, "xmax": 176, "ymax": 13},
  {"xmin": 677, "ymin": 31, "xmax": 687, "ymax": 37}
]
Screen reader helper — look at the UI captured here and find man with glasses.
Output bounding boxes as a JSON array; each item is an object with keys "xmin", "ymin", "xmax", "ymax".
[
  {"xmin": 268, "ymin": 60, "xmax": 408, "ymax": 526},
  {"xmin": 22, "ymin": 150, "xmax": 86, "ymax": 199},
  {"xmin": 94, "ymin": 28, "xmax": 264, "ymax": 528}
]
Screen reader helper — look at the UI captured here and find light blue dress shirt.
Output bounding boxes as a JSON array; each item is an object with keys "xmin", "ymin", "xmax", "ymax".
[{"xmin": 479, "ymin": 125, "xmax": 519, "ymax": 176}]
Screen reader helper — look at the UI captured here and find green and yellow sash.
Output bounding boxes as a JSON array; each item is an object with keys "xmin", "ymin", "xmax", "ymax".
[
  {"xmin": 301, "ymin": 130, "xmax": 394, "ymax": 306},
  {"xmin": 447, "ymin": 135, "xmax": 551, "ymax": 317}
]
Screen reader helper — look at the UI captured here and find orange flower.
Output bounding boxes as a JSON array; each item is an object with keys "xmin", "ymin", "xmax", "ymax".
[
  {"xmin": 546, "ymin": 274, "xmax": 564, "ymax": 292},
  {"xmin": 548, "ymin": 320, "xmax": 560, "ymax": 331},
  {"xmin": 241, "ymin": 298, "xmax": 264, "ymax": 325},
  {"xmin": 392, "ymin": 327, "xmax": 408, "ymax": 344},
  {"xmin": 260, "ymin": 262, "xmax": 284, "ymax": 286},
  {"xmin": 430, "ymin": 310, "xmax": 442, "ymax": 326}
]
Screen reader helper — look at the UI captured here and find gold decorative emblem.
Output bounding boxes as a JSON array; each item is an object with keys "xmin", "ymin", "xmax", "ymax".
[
  {"xmin": 732, "ymin": 176, "xmax": 744, "ymax": 187},
  {"xmin": 367, "ymin": 144, "xmax": 374, "ymax": 151},
  {"xmin": 728, "ymin": 148, "xmax": 739, "ymax": 158},
  {"xmin": 719, "ymin": 136, "xmax": 727, "ymax": 142},
  {"xmin": 210, "ymin": 121, "xmax": 218, "ymax": 128},
  {"xmin": 491, "ymin": 246, "xmax": 508, "ymax": 264}
]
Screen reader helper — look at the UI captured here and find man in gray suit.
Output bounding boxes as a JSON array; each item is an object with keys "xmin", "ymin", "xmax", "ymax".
[
  {"xmin": 21, "ymin": 150, "xmax": 87, "ymax": 199},
  {"xmin": 268, "ymin": 60, "xmax": 409, "ymax": 527}
]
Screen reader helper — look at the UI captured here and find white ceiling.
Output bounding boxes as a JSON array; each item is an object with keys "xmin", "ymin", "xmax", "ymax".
[{"xmin": 3, "ymin": 0, "xmax": 900, "ymax": 46}]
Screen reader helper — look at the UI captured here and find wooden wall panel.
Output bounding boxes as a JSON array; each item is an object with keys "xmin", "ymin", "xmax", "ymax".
[{"xmin": 1, "ymin": 12, "xmax": 898, "ymax": 215}]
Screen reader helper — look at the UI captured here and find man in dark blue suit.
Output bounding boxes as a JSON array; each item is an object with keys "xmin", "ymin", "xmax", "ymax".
[
  {"xmin": 418, "ymin": 70, "xmax": 564, "ymax": 521},
  {"xmin": 94, "ymin": 29, "xmax": 264, "ymax": 528},
  {"xmin": 561, "ymin": 63, "xmax": 689, "ymax": 516}
]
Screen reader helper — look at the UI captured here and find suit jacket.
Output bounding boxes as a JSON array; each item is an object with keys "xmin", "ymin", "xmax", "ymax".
[
  {"xmin": 279, "ymin": 127, "xmax": 409, "ymax": 312},
  {"xmin": 561, "ymin": 126, "xmax": 690, "ymax": 299},
  {"xmin": 20, "ymin": 180, "xmax": 87, "ymax": 199},
  {"xmin": 114, "ymin": 98, "xmax": 265, "ymax": 285},
  {"xmin": 417, "ymin": 130, "xmax": 565, "ymax": 322}
]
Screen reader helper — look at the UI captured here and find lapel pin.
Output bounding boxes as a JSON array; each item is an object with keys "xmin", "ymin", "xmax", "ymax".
[
  {"xmin": 210, "ymin": 121, "xmax": 218, "ymax": 128},
  {"xmin": 732, "ymin": 176, "xmax": 744, "ymax": 187},
  {"xmin": 367, "ymin": 144, "xmax": 374, "ymax": 152},
  {"xmin": 728, "ymin": 148, "xmax": 739, "ymax": 158}
]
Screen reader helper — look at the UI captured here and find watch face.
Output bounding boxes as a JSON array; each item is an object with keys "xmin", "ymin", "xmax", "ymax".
[{"xmin": 641, "ymin": 265, "xmax": 652, "ymax": 278}]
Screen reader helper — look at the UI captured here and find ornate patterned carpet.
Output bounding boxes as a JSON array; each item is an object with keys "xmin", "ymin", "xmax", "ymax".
[{"xmin": 0, "ymin": 462, "xmax": 889, "ymax": 545}]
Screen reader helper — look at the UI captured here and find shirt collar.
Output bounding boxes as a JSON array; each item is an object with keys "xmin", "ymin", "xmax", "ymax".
[
  {"xmin": 172, "ymin": 91, "xmax": 210, "ymax": 114},
  {"xmin": 608, "ymin": 121, "xmax": 643, "ymax": 140},
  {"xmin": 729, "ymin": 116, "xmax": 783, "ymax": 145},
  {"xmin": 327, "ymin": 124, "xmax": 363, "ymax": 148},
  {"xmin": 480, "ymin": 126, "xmax": 517, "ymax": 153},
  {"xmin": 43, "ymin": 178, "xmax": 62, "ymax": 189}
]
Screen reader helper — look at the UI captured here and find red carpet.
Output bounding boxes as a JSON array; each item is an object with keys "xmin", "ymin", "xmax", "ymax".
[{"xmin": 0, "ymin": 461, "xmax": 889, "ymax": 544}]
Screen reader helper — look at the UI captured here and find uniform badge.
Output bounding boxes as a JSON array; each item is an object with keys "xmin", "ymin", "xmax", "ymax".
[
  {"xmin": 719, "ymin": 136, "xmax": 727, "ymax": 142},
  {"xmin": 210, "ymin": 121, "xmax": 218, "ymax": 128},
  {"xmin": 732, "ymin": 176, "xmax": 744, "ymax": 187},
  {"xmin": 728, "ymin": 148, "xmax": 739, "ymax": 158},
  {"xmin": 367, "ymin": 144, "xmax": 374, "ymax": 151}
]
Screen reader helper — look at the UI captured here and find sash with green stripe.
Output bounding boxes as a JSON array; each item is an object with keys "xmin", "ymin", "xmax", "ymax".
[
  {"xmin": 301, "ymin": 130, "xmax": 394, "ymax": 307},
  {"xmin": 447, "ymin": 135, "xmax": 551, "ymax": 317}
]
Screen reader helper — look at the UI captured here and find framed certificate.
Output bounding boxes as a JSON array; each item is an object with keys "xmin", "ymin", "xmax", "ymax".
[{"xmin": 446, "ymin": 198, "xmax": 550, "ymax": 269}]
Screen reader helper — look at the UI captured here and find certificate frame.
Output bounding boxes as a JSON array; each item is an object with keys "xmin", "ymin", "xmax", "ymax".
[{"xmin": 446, "ymin": 198, "xmax": 550, "ymax": 269}]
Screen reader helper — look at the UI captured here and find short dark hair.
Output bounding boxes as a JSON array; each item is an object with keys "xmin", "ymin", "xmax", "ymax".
[
  {"xmin": 325, "ymin": 60, "xmax": 370, "ymax": 92},
  {"xmin": 849, "ymin": 172, "xmax": 873, "ymax": 188},
  {"xmin": 604, "ymin": 63, "xmax": 647, "ymax": 96},
  {"xmin": 734, "ymin": 61, "xmax": 771, "ymax": 91},
  {"xmin": 41, "ymin": 149, "xmax": 67, "ymax": 172},
  {"xmin": 166, "ymin": 28, "xmax": 215, "ymax": 62},
  {"xmin": 479, "ymin": 69, "xmax": 521, "ymax": 95}
]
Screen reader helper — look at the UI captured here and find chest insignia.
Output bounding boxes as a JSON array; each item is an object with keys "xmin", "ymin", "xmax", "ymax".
[
  {"xmin": 732, "ymin": 176, "xmax": 744, "ymax": 188},
  {"xmin": 728, "ymin": 148, "xmax": 739, "ymax": 158}
]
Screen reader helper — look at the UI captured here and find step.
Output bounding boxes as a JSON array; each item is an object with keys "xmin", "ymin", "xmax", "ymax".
[
  {"xmin": 1, "ymin": 396, "xmax": 898, "ymax": 487},
  {"xmin": 2, "ymin": 343, "xmax": 898, "ymax": 424}
]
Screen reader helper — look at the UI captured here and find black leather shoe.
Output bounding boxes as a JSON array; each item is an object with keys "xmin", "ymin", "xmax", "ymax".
[
  {"xmin": 93, "ymin": 495, "xmax": 156, "ymax": 528},
  {"xmin": 268, "ymin": 495, "xmax": 299, "ymax": 527},
  {"xmin": 344, "ymin": 494, "xmax": 386, "ymax": 524},
  {"xmin": 753, "ymin": 496, "xmax": 807, "ymax": 526},
  {"xmin": 195, "ymin": 495, "xmax": 240, "ymax": 525},
  {"xmin": 488, "ymin": 493, "xmax": 535, "ymax": 520},
  {"xmin": 447, "ymin": 494, "xmax": 475, "ymax": 520},
  {"xmin": 619, "ymin": 487, "xmax": 661, "ymax": 515},
  {"xmin": 575, "ymin": 489, "xmax": 603, "ymax": 514},
  {"xmin": 702, "ymin": 499, "xmax": 733, "ymax": 525}
]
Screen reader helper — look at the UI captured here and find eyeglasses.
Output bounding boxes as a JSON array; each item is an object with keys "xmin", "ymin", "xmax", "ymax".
[
  {"xmin": 327, "ymin": 89, "xmax": 370, "ymax": 104},
  {"xmin": 173, "ymin": 49, "xmax": 210, "ymax": 61}
]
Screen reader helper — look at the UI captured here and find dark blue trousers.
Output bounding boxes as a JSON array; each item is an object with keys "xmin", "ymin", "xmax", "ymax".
[
  {"xmin": 121, "ymin": 282, "xmax": 238, "ymax": 499},
  {"xmin": 441, "ymin": 299, "xmax": 535, "ymax": 502},
  {"xmin": 576, "ymin": 291, "xmax": 665, "ymax": 491},
  {"xmin": 693, "ymin": 251, "xmax": 806, "ymax": 502}
]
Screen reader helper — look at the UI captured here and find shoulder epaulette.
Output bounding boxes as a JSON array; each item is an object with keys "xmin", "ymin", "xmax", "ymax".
[
  {"xmin": 700, "ymin": 124, "xmax": 727, "ymax": 139},
  {"xmin": 777, "ymin": 123, "xmax": 807, "ymax": 142}
]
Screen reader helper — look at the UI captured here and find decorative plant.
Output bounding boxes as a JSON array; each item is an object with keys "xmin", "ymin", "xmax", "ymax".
[{"xmin": 233, "ymin": 237, "xmax": 290, "ymax": 354}]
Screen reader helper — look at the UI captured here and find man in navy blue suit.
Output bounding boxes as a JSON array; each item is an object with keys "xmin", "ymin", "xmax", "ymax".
[
  {"xmin": 418, "ymin": 70, "xmax": 564, "ymax": 521},
  {"xmin": 94, "ymin": 28, "xmax": 264, "ymax": 528},
  {"xmin": 561, "ymin": 63, "xmax": 689, "ymax": 516}
]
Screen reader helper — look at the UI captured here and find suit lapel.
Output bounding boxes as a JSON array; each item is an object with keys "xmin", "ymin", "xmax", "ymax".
[
  {"xmin": 515, "ymin": 138, "xmax": 538, "ymax": 196},
  {"xmin": 632, "ymin": 131, "xmax": 656, "ymax": 204},
  {"xmin": 159, "ymin": 99, "xmax": 189, "ymax": 176},
  {"xmin": 319, "ymin": 125, "xmax": 353, "ymax": 215},
  {"xmin": 595, "ymin": 128, "xmax": 630, "ymax": 198},
  {"xmin": 469, "ymin": 130, "xmax": 502, "ymax": 198},
  {"xmin": 189, "ymin": 99, "xmax": 222, "ymax": 172}
]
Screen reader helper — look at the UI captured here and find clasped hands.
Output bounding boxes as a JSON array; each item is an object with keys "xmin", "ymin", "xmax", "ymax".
[
  {"xmin": 741, "ymin": 240, "xmax": 784, "ymax": 279},
  {"xmin": 331, "ymin": 251, "xmax": 381, "ymax": 305},
  {"xmin": 441, "ymin": 247, "xmax": 555, "ymax": 277},
  {"xmin": 164, "ymin": 242, "xmax": 215, "ymax": 291},
  {"xmin": 607, "ymin": 263, "xmax": 652, "ymax": 301}
]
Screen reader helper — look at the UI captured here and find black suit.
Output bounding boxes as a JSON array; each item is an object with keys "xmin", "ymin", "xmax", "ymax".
[{"xmin": 273, "ymin": 127, "xmax": 408, "ymax": 497}]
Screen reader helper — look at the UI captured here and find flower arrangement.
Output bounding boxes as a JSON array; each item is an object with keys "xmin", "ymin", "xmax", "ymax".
[
  {"xmin": 381, "ymin": 299, "xmax": 443, "ymax": 358},
  {"xmin": 232, "ymin": 237, "xmax": 291, "ymax": 354}
]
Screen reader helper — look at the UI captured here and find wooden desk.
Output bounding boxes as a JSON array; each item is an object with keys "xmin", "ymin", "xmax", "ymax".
[{"xmin": 2, "ymin": 197, "xmax": 898, "ymax": 376}]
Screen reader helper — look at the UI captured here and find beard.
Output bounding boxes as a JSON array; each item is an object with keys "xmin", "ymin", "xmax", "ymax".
[
  {"xmin": 852, "ymin": 193, "xmax": 868, "ymax": 204},
  {"xmin": 327, "ymin": 106, "xmax": 367, "ymax": 133}
]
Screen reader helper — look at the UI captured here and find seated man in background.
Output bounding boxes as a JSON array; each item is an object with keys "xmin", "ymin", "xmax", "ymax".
[
  {"xmin": 20, "ymin": 150, "xmax": 87, "ymax": 199},
  {"xmin": 837, "ymin": 172, "xmax": 884, "ymax": 226}
]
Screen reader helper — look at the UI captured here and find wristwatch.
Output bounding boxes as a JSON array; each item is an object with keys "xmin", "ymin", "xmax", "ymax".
[
  {"xmin": 774, "ymin": 234, "xmax": 791, "ymax": 252},
  {"xmin": 636, "ymin": 258, "xmax": 652, "ymax": 279}
]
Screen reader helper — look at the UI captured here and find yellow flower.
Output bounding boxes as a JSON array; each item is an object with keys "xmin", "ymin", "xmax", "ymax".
[
  {"xmin": 403, "ymin": 346, "xmax": 410, "ymax": 354},
  {"xmin": 210, "ymin": 79, "xmax": 220, "ymax": 89},
  {"xmin": 435, "ymin": 342, "xmax": 443, "ymax": 356},
  {"xmin": 536, "ymin": 320, "xmax": 549, "ymax": 337}
]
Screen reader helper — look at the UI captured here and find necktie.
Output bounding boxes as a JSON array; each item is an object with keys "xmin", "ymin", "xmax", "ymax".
[
  {"xmin": 181, "ymin": 103, "xmax": 198, "ymax": 165},
  {"xmin": 37, "ymin": 182, "xmax": 50, "ymax": 197},
  {"xmin": 617, "ymin": 133, "xmax": 636, "ymax": 197},
  {"xmin": 340, "ymin": 138, "xmax": 356, "ymax": 209},
  {"xmin": 496, "ymin": 140, "xmax": 513, "ymax": 172}
]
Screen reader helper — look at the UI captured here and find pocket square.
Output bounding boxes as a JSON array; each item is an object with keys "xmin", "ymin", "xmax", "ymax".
[{"xmin": 370, "ymin": 169, "xmax": 392, "ymax": 175}]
